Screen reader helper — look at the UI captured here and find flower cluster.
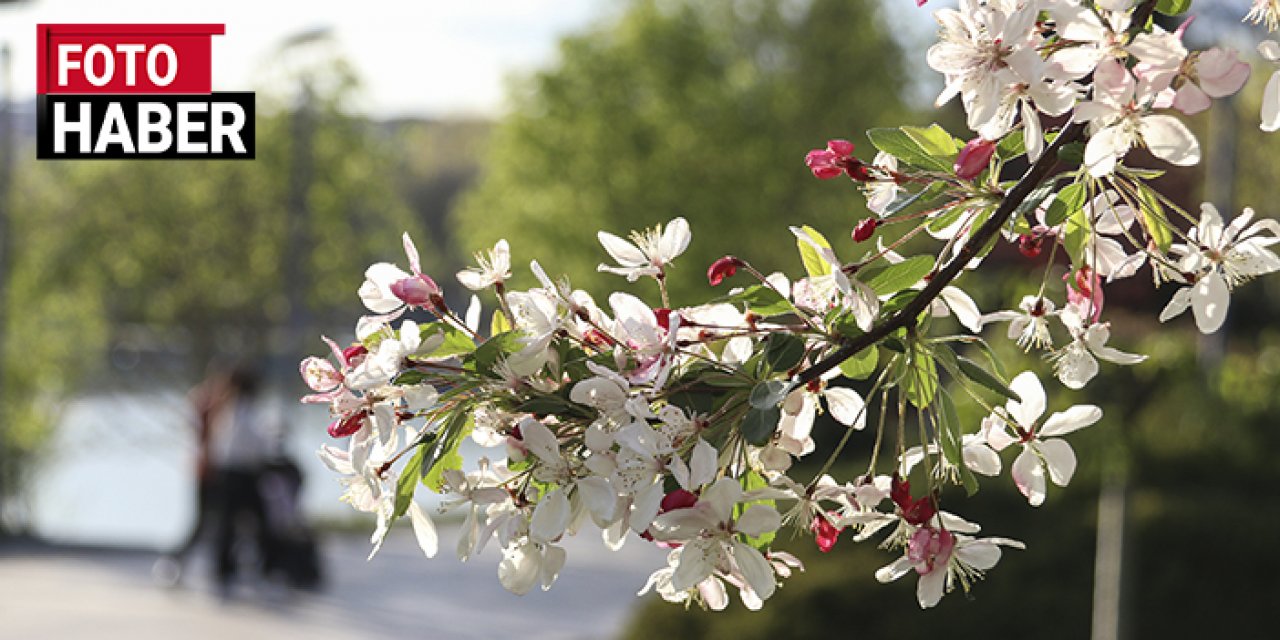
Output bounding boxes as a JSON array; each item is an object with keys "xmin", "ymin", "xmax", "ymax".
[{"xmin": 303, "ymin": 0, "xmax": 1280, "ymax": 611}]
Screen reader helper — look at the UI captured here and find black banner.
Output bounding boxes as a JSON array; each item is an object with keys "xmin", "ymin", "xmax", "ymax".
[{"xmin": 37, "ymin": 92, "xmax": 255, "ymax": 160}]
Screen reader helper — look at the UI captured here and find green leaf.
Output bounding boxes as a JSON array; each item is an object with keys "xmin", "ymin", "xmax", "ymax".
[
  {"xmin": 718, "ymin": 284, "xmax": 794, "ymax": 316},
  {"xmin": 942, "ymin": 391, "xmax": 977, "ymax": 496},
  {"xmin": 422, "ymin": 322, "xmax": 477, "ymax": 359},
  {"xmin": 957, "ymin": 357, "xmax": 1022, "ymax": 403},
  {"xmin": 392, "ymin": 369, "xmax": 431, "ymax": 386},
  {"xmin": 928, "ymin": 202, "xmax": 967, "ymax": 234},
  {"xmin": 1014, "ymin": 181, "xmax": 1058, "ymax": 225},
  {"xmin": 749, "ymin": 380, "xmax": 792, "ymax": 410},
  {"xmin": 865, "ymin": 255, "xmax": 932, "ymax": 297},
  {"xmin": 764, "ymin": 333, "xmax": 806, "ymax": 372},
  {"xmin": 902, "ymin": 341, "xmax": 938, "ymax": 408},
  {"xmin": 393, "ymin": 444, "xmax": 427, "ymax": 519},
  {"xmin": 866, "ymin": 127, "xmax": 952, "ymax": 173},
  {"xmin": 937, "ymin": 393, "xmax": 964, "ymax": 472},
  {"xmin": 1155, "ymin": 0, "xmax": 1192, "ymax": 15},
  {"xmin": 838, "ymin": 346, "xmax": 879, "ymax": 380},
  {"xmin": 1136, "ymin": 184, "xmax": 1173, "ymax": 252},
  {"xmin": 471, "ymin": 330, "xmax": 524, "ymax": 375},
  {"xmin": 1044, "ymin": 182, "xmax": 1087, "ymax": 228},
  {"xmin": 741, "ymin": 406, "xmax": 782, "ymax": 446},
  {"xmin": 903, "ymin": 124, "xmax": 962, "ymax": 159},
  {"xmin": 491, "ymin": 309, "xmax": 512, "ymax": 335},
  {"xmin": 423, "ymin": 449, "xmax": 463, "ymax": 494},
  {"xmin": 1057, "ymin": 142, "xmax": 1085, "ymax": 167},
  {"xmin": 701, "ymin": 372, "xmax": 754, "ymax": 389},
  {"xmin": 996, "ymin": 130, "xmax": 1025, "ymax": 160},
  {"xmin": 517, "ymin": 393, "xmax": 591, "ymax": 418},
  {"xmin": 421, "ymin": 413, "xmax": 471, "ymax": 492},
  {"xmin": 795, "ymin": 225, "xmax": 834, "ymax": 279}
]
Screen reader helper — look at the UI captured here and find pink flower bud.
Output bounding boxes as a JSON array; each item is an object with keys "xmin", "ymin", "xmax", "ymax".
[
  {"xmin": 908, "ymin": 528, "xmax": 955, "ymax": 574},
  {"xmin": 390, "ymin": 274, "xmax": 441, "ymax": 308},
  {"xmin": 826, "ymin": 139, "xmax": 855, "ymax": 157},
  {"xmin": 707, "ymin": 256, "xmax": 745, "ymax": 286},
  {"xmin": 954, "ymin": 137, "xmax": 996, "ymax": 180},
  {"xmin": 852, "ymin": 218, "xmax": 878, "ymax": 243},
  {"xmin": 300, "ymin": 356, "xmax": 342, "ymax": 392},
  {"xmin": 805, "ymin": 139, "xmax": 857, "ymax": 180},
  {"xmin": 805, "ymin": 149, "xmax": 844, "ymax": 179},
  {"xmin": 1065, "ymin": 266, "xmax": 1104, "ymax": 322}
]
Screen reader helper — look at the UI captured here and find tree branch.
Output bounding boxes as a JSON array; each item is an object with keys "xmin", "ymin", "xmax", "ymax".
[{"xmin": 796, "ymin": 121, "xmax": 1086, "ymax": 386}]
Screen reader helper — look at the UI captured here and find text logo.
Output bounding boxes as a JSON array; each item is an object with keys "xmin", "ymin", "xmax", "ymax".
[{"xmin": 36, "ymin": 24, "xmax": 255, "ymax": 160}]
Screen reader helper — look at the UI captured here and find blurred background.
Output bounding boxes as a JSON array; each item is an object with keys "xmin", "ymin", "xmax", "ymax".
[{"xmin": 0, "ymin": 0, "xmax": 1277, "ymax": 638}]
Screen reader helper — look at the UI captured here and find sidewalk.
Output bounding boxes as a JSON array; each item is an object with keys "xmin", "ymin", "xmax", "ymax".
[{"xmin": 0, "ymin": 529, "xmax": 667, "ymax": 640}]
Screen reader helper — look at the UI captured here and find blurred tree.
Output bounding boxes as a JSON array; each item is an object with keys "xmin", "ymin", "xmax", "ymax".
[
  {"xmin": 453, "ymin": 0, "xmax": 911, "ymax": 305},
  {"xmin": 0, "ymin": 57, "xmax": 428, "ymax": 518}
]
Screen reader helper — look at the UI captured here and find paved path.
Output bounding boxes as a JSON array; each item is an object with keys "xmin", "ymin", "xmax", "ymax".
[{"xmin": 0, "ymin": 529, "xmax": 668, "ymax": 640}]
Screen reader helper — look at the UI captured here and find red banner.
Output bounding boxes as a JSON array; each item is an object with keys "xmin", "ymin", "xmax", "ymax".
[{"xmin": 37, "ymin": 24, "xmax": 224, "ymax": 95}]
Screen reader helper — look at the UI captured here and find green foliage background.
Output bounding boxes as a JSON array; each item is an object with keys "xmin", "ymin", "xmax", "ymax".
[{"xmin": 454, "ymin": 0, "xmax": 909, "ymax": 305}]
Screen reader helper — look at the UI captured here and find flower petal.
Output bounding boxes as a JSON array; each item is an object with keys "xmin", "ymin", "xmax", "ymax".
[
  {"xmin": 597, "ymin": 231, "xmax": 647, "ymax": 267},
  {"xmin": 1040, "ymin": 405, "xmax": 1103, "ymax": 437},
  {"xmin": 530, "ymin": 488, "xmax": 571, "ymax": 543},
  {"xmin": 576, "ymin": 476, "xmax": 618, "ymax": 525},
  {"xmin": 735, "ymin": 505, "xmax": 782, "ymax": 538},
  {"xmin": 823, "ymin": 387, "xmax": 867, "ymax": 429},
  {"xmin": 1263, "ymin": 71, "xmax": 1280, "ymax": 133},
  {"xmin": 916, "ymin": 564, "xmax": 947, "ymax": 609},
  {"xmin": 875, "ymin": 555, "xmax": 914, "ymax": 583},
  {"xmin": 1140, "ymin": 115, "xmax": 1201, "ymax": 167},
  {"xmin": 498, "ymin": 543, "xmax": 540, "ymax": 595},
  {"xmin": 940, "ymin": 285, "xmax": 983, "ymax": 333},
  {"xmin": 658, "ymin": 217, "xmax": 692, "ymax": 263},
  {"xmin": 539, "ymin": 544, "xmax": 567, "ymax": 591},
  {"xmin": 1191, "ymin": 270, "xmax": 1230, "ymax": 334},
  {"xmin": 671, "ymin": 538, "xmax": 718, "ymax": 592},
  {"xmin": 1038, "ymin": 438, "xmax": 1078, "ymax": 487},
  {"xmin": 1012, "ymin": 447, "xmax": 1047, "ymax": 507},
  {"xmin": 1007, "ymin": 371, "xmax": 1046, "ymax": 426},
  {"xmin": 1159, "ymin": 286, "xmax": 1192, "ymax": 323},
  {"xmin": 408, "ymin": 501, "xmax": 439, "ymax": 558},
  {"xmin": 688, "ymin": 438, "xmax": 718, "ymax": 490},
  {"xmin": 732, "ymin": 540, "xmax": 777, "ymax": 602}
]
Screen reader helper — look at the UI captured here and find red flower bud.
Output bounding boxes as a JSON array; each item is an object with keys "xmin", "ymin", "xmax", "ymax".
[
  {"xmin": 328, "ymin": 411, "xmax": 366, "ymax": 438},
  {"xmin": 707, "ymin": 256, "xmax": 745, "ymax": 286},
  {"xmin": 660, "ymin": 489, "xmax": 699, "ymax": 513},
  {"xmin": 654, "ymin": 308, "xmax": 675, "ymax": 331},
  {"xmin": 342, "ymin": 344, "xmax": 368, "ymax": 367},
  {"xmin": 890, "ymin": 474, "xmax": 937, "ymax": 526},
  {"xmin": 811, "ymin": 512, "xmax": 843, "ymax": 553},
  {"xmin": 954, "ymin": 137, "xmax": 997, "ymax": 180},
  {"xmin": 852, "ymin": 217, "xmax": 878, "ymax": 243},
  {"xmin": 846, "ymin": 161, "xmax": 874, "ymax": 182},
  {"xmin": 1018, "ymin": 233, "xmax": 1044, "ymax": 258}
]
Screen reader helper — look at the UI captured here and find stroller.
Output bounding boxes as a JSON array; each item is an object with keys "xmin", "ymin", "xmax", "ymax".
[{"xmin": 258, "ymin": 458, "xmax": 324, "ymax": 591}]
